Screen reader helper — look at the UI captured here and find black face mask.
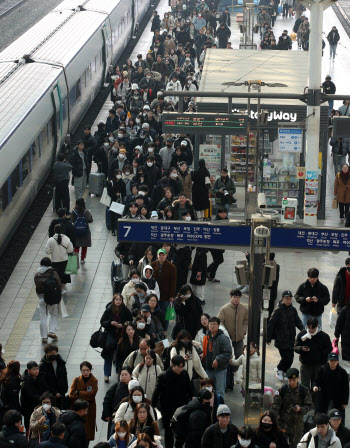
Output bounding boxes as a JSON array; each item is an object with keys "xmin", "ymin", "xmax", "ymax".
[
  {"xmin": 262, "ymin": 423, "xmax": 273, "ymax": 430},
  {"xmin": 166, "ymin": 143, "xmax": 172, "ymax": 147},
  {"xmin": 181, "ymin": 341, "xmax": 190, "ymax": 348},
  {"xmin": 203, "ymin": 402, "xmax": 211, "ymax": 407},
  {"xmin": 47, "ymin": 355, "xmax": 57, "ymax": 362}
]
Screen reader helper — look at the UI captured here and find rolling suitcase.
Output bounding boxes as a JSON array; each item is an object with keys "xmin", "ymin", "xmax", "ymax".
[{"xmin": 89, "ymin": 171, "xmax": 105, "ymax": 196}]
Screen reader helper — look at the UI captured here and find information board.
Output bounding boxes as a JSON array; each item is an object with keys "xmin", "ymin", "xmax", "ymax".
[
  {"xmin": 118, "ymin": 220, "xmax": 350, "ymax": 251},
  {"xmin": 162, "ymin": 113, "xmax": 247, "ymax": 135},
  {"xmin": 199, "ymin": 144, "xmax": 222, "ymax": 181},
  {"xmin": 278, "ymin": 128, "xmax": 303, "ymax": 152}
]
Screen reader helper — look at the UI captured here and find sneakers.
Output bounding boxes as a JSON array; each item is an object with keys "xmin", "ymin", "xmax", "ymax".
[
  {"xmin": 104, "ymin": 376, "xmax": 109, "ymax": 383},
  {"xmin": 61, "ymin": 289, "xmax": 67, "ymax": 295},
  {"xmin": 276, "ymin": 369, "xmax": 285, "ymax": 381},
  {"xmin": 48, "ymin": 333, "xmax": 58, "ymax": 340},
  {"xmin": 208, "ymin": 278, "xmax": 220, "ymax": 283},
  {"xmin": 198, "ymin": 298, "xmax": 206, "ymax": 305},
  {"xmin": 41, "ymin": 338, "xmax": 48, "ymax": 343},
  {"xmin": 81, "ymin": 259, "xmax": 86, "ymax": 264}
]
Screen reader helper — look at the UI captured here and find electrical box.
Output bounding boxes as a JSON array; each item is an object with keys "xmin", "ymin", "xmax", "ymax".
[
  {"xmin": 282, "ymin": 197, "xmax": 298, "ymax": 223},
  {"xmin": 235, "ymin": 265, "xmax": 247, "ymax": 286}
]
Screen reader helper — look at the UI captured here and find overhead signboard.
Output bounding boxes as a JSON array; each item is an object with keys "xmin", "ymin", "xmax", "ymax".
[
  {"xmin": 162, "ymin": 113, "xmax": 247, "ymax": 135},
  {"xmin": 278, "ymin": 128, "xmax": 303, "ymax": 152},
  {"xmin": 118, "ymin": 220, "xmax": 350, "ymax": 251}
]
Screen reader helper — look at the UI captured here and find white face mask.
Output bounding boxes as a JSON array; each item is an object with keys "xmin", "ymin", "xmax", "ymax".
[
  {"xmin": 205, "ymin": 386, "xmax": 213, "ymax": 392},
  {"xmin": 118, "ymin": 134, "xmax": 123, "ymax": 138},
  {"xmin": 117, "ymin": 432, "xmax": 127, "ymax": 439},
  {"xmin": 109, "ymin": 137, "xmax": 114, "ymax": 142},
  {"xmin": 42, "ymin": 404, "xmax": 51, "ymax": 411},
  {"xmin": 183, "ymin": 294, "xmax": 191, "ymax": 299},
  {"xmin": 184, "ymin": 216, "xmax": 191, "ymax": 221},
  {"xmin": 148, "ymin": 148, "xmax": 154, "ymax": 152},
  {"xmin": 104, "ymin": 143, "xmax": 109, "ymax": 147},
  {"xmin": 136, "ymin": 119, "xmax": 141, "ymax": 124},
  {"xmin": 239, "ymin": 440, "xmax": 251, "ymax": 448},
  {"xmin": 125, "ymin": 172, "xmax": 130, "ymax": 176},
  {"xmin": 147, "ymin": 162, "xmax": 153, "ymax": 167},
  {"xmin": 119, "ymin": 154, "xmax": 125, "ymax": 159},
  {"xmin": 132, "ymin": 278, "xmax": 139, "ymax": 283},
  {"xmin": 137, "ymin": 322, "xmax": 146, "ymax": 329},
  {"xmin": 138, "ymin": 191, "xmax": 145, "ymax": 196},
  {"xmin": 146, "ymin": 317, "xmax": 151, "ymax": 324},
  {"xmin": 133, "ymin": 396, "xmax": 143, "ymax": 404},
  {"xmin": 116, "ymin": 175, "xmax": 122, "ymax": 179}
]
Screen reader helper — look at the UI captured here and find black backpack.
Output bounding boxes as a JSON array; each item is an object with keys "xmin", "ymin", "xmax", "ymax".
[
  {"xmin": 170, "ymin": 404, "xmax": 191, "ymax": 440},
  {"xmin": 43, "ymin": 270, "xmax": 62, "ymax": 306}
]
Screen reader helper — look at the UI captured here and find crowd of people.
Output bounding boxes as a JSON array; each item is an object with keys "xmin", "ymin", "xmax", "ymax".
[{"xmin": 2, "ymin": 1, "xmax": 350, "ymax": 448}]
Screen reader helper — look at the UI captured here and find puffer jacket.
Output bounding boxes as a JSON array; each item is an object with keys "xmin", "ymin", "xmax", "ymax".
[
  {"xmin": 60, "ymin": 410, "xmax": 88, "ymax": 448},
  {"xmin": 132, "ymin": 363, "xmax": 162, "ymax": 400},
  {"xmin": 294, "ymin": 279, "xmax": 330, "ymax": 315},
  {"xmin": 121, "ymin": 279, "xmax": 139, "ymax": 309},
  {"xmin": 231, "ymin": 352, "xmax": 261, "ymax": 387},
  {"xmin": 172, "ymin": 199, "xmax": 197, "ymax": 221},
  {"xmin": 45, "ymin": 234, "xmax": 73, "ymax": 262},
  {"xmin": 34, "ymin": 266, "xmax": 62, "ymax": 295},
  {"xmin": 141, "ymin": 265, "xmax": 160, "ymax": 298},
  {"xmin": 202, "ymin": 329, "xmax": 232, "ymax": 371},
  {"xmin": 267, "ymin": 301, "xmax": 304, "ymax": 349},
  {"xmin": 185, "ymin": 398, "xmax": 212, "ymax": 448}
]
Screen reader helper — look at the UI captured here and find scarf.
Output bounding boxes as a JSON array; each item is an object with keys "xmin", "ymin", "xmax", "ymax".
[
  {"xmin": 301, "ymin": 326, "xmax": 319, "ymax": 341},
  {"xmin": 341, "ymin": 170, "xmax": 350, "ymax": 184}
]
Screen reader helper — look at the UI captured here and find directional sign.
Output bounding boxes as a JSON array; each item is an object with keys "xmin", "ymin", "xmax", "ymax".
[
  {"xmin": 278, "ymin": 128, "xmax": 303, "ymax": 153},
  {"xmin": 118, "ymin": 220, "xmax": 350, "ymax": 251}
]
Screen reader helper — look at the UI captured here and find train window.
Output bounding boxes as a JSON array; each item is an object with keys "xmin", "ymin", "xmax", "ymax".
[
  {"xmin": 32, "ymin": 141, "xmax": 40, "ymax": 166},
  {"xmin": 81, "ymin": 72, "xmax": 86, "ymax": 90},
  {"xmin": 62, "ymin": 97, "xmax": 68, "ymax": 121},
  {"xmin": 0, "ymin": 180, "xmax": 9, "ymax": 213},
  {"xmin": 92, "ymin": 57, "xmax": 96, "ymax": 73},
  {"xmin": 47, "ymin": 121, "xmax": 51, "ymax": 143},
  {"xmin": 76, "ymin": 80, "xmax": 81, "ymax": 101},
  {"xmin": 41, "ymin": 128, "xmax": 48, "ymax": 150},
  {"xmin": 86, "ymin": 66, "xmax": 91, "ymax": 86},
  {"xmin": 11, "ymin": 164, "xmax": 20, "ymax": 200},
  {"xmin": 22, "ymin": 149, "xmax": 31, "ymax": 183},
  {"xmin": 69, "ymin": 85, "xmax": 76, "ymax": 106}
]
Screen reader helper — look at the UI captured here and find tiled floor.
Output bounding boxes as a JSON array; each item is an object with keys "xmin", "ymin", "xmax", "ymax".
[{"xmin": 1, "ymin": 0, "xmax": 350, "ymax": 441}]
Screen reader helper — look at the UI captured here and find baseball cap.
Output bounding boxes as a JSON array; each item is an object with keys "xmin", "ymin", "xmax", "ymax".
[
  {"xmin": 143, "ymin": 105, "xmax": 150, "ymax": 110},
  {"xmin": 157, "ymin": 248, "xmax": 167, "ymax": 255},
  {"xmin": 181, "ymin": 140, "xmax": 188, "ymax": 146},
  {"xmin": 328, "ymin": 409, "xmax": 342, "ymax": 420},
  {"xmin": 217, "ymin": 404, "xmax": 231, "ymax": 417},
  {"xmin": 328, "ymin": 352, "xmax": 339, "ymax": 361},
  {"xmin": 128, "ymin": 379, "xmax": 140, "ymax": 390},
  {"xmin": 285, "ymin": 368, "xmax": 299, "ymax": 379},
  {"xmin": 119, "ymin": 148, "xmax": 126, "ymax": 153},
  {"xmin": 141, "ymin": 304, "xmax": 151, "ymax": 312},
  {"xmin": 282, "ymin": 290, "xmax": 293, "ymax": 297}
]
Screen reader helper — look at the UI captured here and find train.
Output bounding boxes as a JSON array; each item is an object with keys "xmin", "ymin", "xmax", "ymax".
[{"xmin": 0, "ymin": 0, "xmax": 151, "ymax": 255}]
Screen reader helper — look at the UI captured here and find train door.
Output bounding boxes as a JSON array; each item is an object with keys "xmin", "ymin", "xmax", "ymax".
[{"xmin": 51, "ymin": 82, "xmax": 63, "ymax": 160}]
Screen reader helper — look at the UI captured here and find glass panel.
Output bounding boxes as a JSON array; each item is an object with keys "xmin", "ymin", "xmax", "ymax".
[
  {"xmin": 22, "ymin": 149, "xmax": 31, "ymax": 183},
  {"xmin": 63, "ymin": 97, "xmax": 68, "ymax": 121},
  {"xmin": 76, "ymin": 80, "xmax": 81, "ymax": 101},
  {"xmin": 11, "ymin": 164, "xmax": 20, "ymax": 199},
  {"xmin": 69, "ymin": 85, "xmax": 76, "ymax": 106},
  {"xmin": 0, "ymin": 180, "xmax": 9, "ymax": 213},
  {"xmin": 32, "ymin": 141, "xmax": 40, "ymax": 166},
  {"xmin": 41, "ymin": 128, "xmax": 48, "ymax": 149}
]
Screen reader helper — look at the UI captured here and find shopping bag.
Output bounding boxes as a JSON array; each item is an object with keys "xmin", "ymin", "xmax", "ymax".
[
  {"xmin": 110, "ymin": 201, "xmax": 125, "ymax": 216},
  {"xmin": 332, "ymin": 198, "xmax": 338, "ymax": 209},
  {"xmin": 165, "ymin": 303, "xmax": 176, "ymax": 321},
  {"xmin": 329, "ymin": 307, "xmax": 337, "ymax": 328},
  {"xmin": 59, "ymin": 299, "xmax": 69, "ymax": 318},
  {"xmin": 290, "ymin": 31, "xmax": 296, "ymax": 41},
  {"xmin": 332, "ymin": 338, "xmax": 339, "ymax": 354},
  {"xmin": 100, "ymin": 187, "xmax": 111, "ymax": 207},
  {"xmin": 64, "ymin": 254, "xmax": 78, "ymax": 275}
]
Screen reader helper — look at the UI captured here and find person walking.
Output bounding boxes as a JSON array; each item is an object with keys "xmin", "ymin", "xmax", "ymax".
[
  {"xmin": 60, "ymin": 399, "xmax": 89, "ymax": 448},
  {"xmin": 70, "ymin": 198, "xmax": 93, "ymax": 264},
  {"xmin": 45, "ymin": 225, "xmax": 73, "ymax": 295},
  {"xmin": 335, "ymin": 304, "xmax": 350, "ymax": 374},
  {"xmin": 297, "ymin": 413, "xmax": 342, "ymax": 448},
  {"xmin": 332, "ymin": 258, "xmax": 350, "ymax": 313},
  {"xmin": 327, "ymin": 26, "xmax": 340, "ymax": 61},
  {"xmin": 107, "ymin": 170, "xmax": 127, "ymax": 236},
  {"xmin": 189, "ymin": 248, "xmax": 208, "ymax": 305},
  {"xmin": 267, "ymin": 290, "xmax": 304, "ymax": 381},
  {"xmin": 36, "ymin": 422, "xmax": 67, "ymax": 448},
  {"xmin": 217, "ymin": 289, "xmax": 248, "ymax": 387},
  {"xmin": 294, "ymin": 268, "xmax": 330, "ymax": 328},
  {"xmin": 322, "ymin": 75, "xmax": 336, "ymax": 114},
  {"xmin": 253, "ymin": 411, "xmax": 289, "ymax": 448},
  {"xmin": 272, "ymin": 368, "xmax": 314, "ymax": 448},
  {"xmin": 20, "ymin": 361, "xmax": 46, "ymax": 430},
  {"xmin": 328, "ymin": 408, "xmax": 350, "ymax": 447},
  {"xmin": 330, "ymin": 138, "xmax": 347, "ymax": 177},
  {"xmin": 34, "ymin": 257, "xmax": 62, "ymax": 343},
  {"xmin": 0, "ymin": 410, "xmax": 29, "ymax": 448},
  {"xmin": 70, "ymin": 141, "xmax": 91, "ymax": 200},
  {"xmin": 172, "ymin": 285, "xmax": 202, "ymax": 340},
  {"xmin": 28, "ymin": 392, "xmax": 61, "ymax": 444},
  {"xmin": 202, "ymin": 404, "xmax": 238, "ymax": 448},
  {"xmin": 191, "ymin": 159, "xmax": 210, "ymax": 220},
  {"xmin": 52, "ymin": 153, "xmax": 72, "ymax": 213},
  {"xmin": 69, "ymin": 361, "xmax": 98, "ymax": 444},
  {"xmin": 132, "ymin": 349, "xmax": 162, "ymax": 400},
  {"xmin": 334, "ymin": 164, "xmax": 350, "ymax": 222},
  {"xmin": 202, "ymin": 317, "xmax": 232, "ymax": 397},
  {"xmin": 0, "ymin": 361, "xmax": 21, "ymax": 420}
]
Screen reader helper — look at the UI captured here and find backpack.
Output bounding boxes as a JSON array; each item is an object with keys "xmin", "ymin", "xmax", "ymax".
[
  {"xmin": 73, "ymin": 209, "xmax": 88, "ymax": 236},
  {"xmin": 43, "ymin": 270, "xmax": 62, "ymax": 306},
  {"xmin": 170, "ymin": 404, "xmax": 191, "ymax": 440},
  {"xmin": 279, "ymin": 383, "xmax": 307, "ymax": 400}
]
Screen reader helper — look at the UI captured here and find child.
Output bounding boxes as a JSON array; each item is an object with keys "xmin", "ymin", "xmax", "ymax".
[{"xmin": 231, "ymin": 342, "xmax": 261, "ymax": 399}]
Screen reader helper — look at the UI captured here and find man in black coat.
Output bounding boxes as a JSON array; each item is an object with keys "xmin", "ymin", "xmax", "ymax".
[
  {"xmin": 0, "ymin": 410, "xmax": 29, "ymax": 448},
  {"xmin": 220, "ymin": 8, "xmax": 231, "ymax": 26},
  {"xmin": 143, "ymin": 156, "xmax": 161, "ymax": 194},
  {"xmin": 69, "ymin": 142, "xmax": 91, "ymax": 200},
  {"xmin": 152, "ymin": 355, "xmax": 196, "ymax": 448},
  {"xmin": 328, "ymin": 408, "xmax": 350, "ymax": 448},
  {"xmin": 21, "ymin": 361, "xmax": 46, "ymax": 430},
  {"xmin": 37, "ymin": 422, "xmax": 67, "ymax": 448},
  {"xmin": 267, "ymin": 290, "xmax": 304, "ymax": 380},
  {"xmin": 332, "ymin": 258, "xmax": 350, "ymax": 313},
  {"xmin": 82, "ymin": 125, "xmax": 98, "ymax": 163},
  {"xmin": 39, "ymin": 345, "xmax": 68, "ymax": 410},
  {"xmin": 60, "ymin": 400, "xmax": 89, "ymax": 448},
  {"xmin": 295, "ymin": 267, "xmax": 330, "ymax": 328},
  {"xmin": 52, "ymin": 153, "xmax": 72, "ymax": 212},
  {"xmin": 335, "ymin": 304, "xmax": 350, "ymax": 368},
  {"xmin": 48, "ymin": 208, "xmax": 76, "ymax": 245},
  {"xmin": 294, "ymin": 317, "xmax": 332, "ymax": 390},
  {"xmin": 184, "ymin": 390, "xmax": 212, "ymax": 448},
  {"xmin": 313, "ymin": 353, "xmax": 349, "ymax": 421},
  {"xmin": 202, "ymin": 404, "xmax": 238, "ymax": 448},
  {"xmin": 216, "ymin": 23, "xmax": 232, "ymax": 49}
]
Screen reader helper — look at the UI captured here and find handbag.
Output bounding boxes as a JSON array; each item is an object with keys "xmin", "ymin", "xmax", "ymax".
[
  {"xmin": 65, "ymin": 253, "xmax": 78, "ymax": 275},
  {"xmin": 165, "ymin": 303, "xmax": 176, "ymax": 321},
  {"xmin": 332, "ymin": 198, "xmax": 338, "ymax": 209},
  {"xmin": 90, "ymin": 326, "xmax": 107, "ymax": 349},
  {"xmin": 100, "ymin": 188, "xmax": 111, "ymax": 207}
]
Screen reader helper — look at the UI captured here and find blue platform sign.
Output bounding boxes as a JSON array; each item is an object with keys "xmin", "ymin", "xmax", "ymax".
[{"xmin": 118, "ymin": 220, "xmax": 350, "ymax": 251}]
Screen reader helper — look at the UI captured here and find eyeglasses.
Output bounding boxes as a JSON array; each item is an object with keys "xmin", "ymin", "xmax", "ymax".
[{"xmin": 209, "ymin": 323, "xmax": 219, "ymax": 327}]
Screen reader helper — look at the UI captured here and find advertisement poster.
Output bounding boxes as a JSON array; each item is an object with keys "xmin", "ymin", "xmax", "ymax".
[
  {"xmin": 263, "ymin": 158, "xmax": 271, "ymax": 179},
  {"xmin": 199, "ymin": 144, "xmax": 221, "ymax": 182},
  {"xmin": 304, "ymin": 178, "xmax": 318, "ymax": 216},
  {"xmin": 282, "ymin": 153, "xmax": 294, "ymax": 170}
]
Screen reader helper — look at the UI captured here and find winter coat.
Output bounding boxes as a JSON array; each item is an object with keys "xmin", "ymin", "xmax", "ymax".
[
  {"xmin": 333, "ymin": 424, "xmax": 350, "ymax": 448},
  {"xmin": 100, "ymin": 303, "xmax": 133, "ymax": 350},
  {"xmin": 170, "ymin": 345, "xmax": 207, "ymax": 380},
  {"xmin": 159, "ymin": 146, "xmax": 175, "ymax": 170},
  {"xmin": 202, "ymin": 422, "xmax": 238, "ymax": 448},
  {"xmin": 29, "ymin": 406, "xmax": 60, "ymax": 439},
  {"xmin": 39, "ymin": 355, "xmax": 68, "ymax": 398},
  {"xmin": 156, "ymin": 197, "xmax": 173, "ymax": 214},
  {"xmin": 294, "ymin": 330, "xmax": 332, "ymax": 366},
  {"xmin": 132, "ymin": 363, "xmax": 162, "ymax": 399},
  {"xmin": 272, "ymin": 383, "xmax": 314, "ymax": 427},
  {"xmin": 173, "ymin": 295, "xmax": 203, "ymax": 339},
  {"xmin": 332, "ymin": 267, "xmax": 349, "ymax": 310},
  {"xmin": 315, "ymin": 364, "xmax": 349, "ymax": 406},
  {"xmin": 48, "ymin": 218, "xmax": 76, "ymax": 245},
  {"xmin": 140, "ymin": 313, "xmax": 164, "ymax": 342},
  {"xmin": 216, "ymin": 26, "xmax": 231, "ymax": 47},
  {"xmin": 294, "ymin": 279, "xmax": 330, "ymax": 316},
  {"xmin": 124, "ymin": 350, "xmax": 164, "ymax": 371},
  {"xmin": 141, "ymin": 265, "xmax": 160, "ymax": 298},
  {"xmin": 172, "ymin": 199, "xmax": 197, "ymax": 221},
  {"xmin": 190, "ymin": 248, "xmax": 207, "ymax": 285},
  {"xmin": 217, "ymin": 302, "xmax": 248, "ymax": 343},
  {"xmin": 37, "ymin": 436, "xmax": 67, "ymax": 448},
  {"xmin": 69, "ymin": 149, "xmax": 91, "ymax": 178},
  {"xmin": 267, "ymin": 302, "xmax": 303, "ymax": 349},
  {"xmin": 34, "ymin": 267, "xmax": 62, "ymax": 296},
  {"xmin": 143, "ymin": 164, "xmax": 161, "ymax": 193},
  {"xmin": 327, "ymin": 29, "xmax": 340, "ymax": 45},
  {"xmin": 45, "ymin": 234, "xmax": 73, "ymax": 262},
  {"xmin": 101, "ymin": 381, "xmax": 129, "ymax": 421},
  {"xmin": 196, "ymin": 326, "xmax": 232, "ymax": 351},
  {"xmin": 69, "ymin": 375, "xmax": 98, "ymax": 441},
  {"xmin": 117, "ymin": 338, "xmax": 140, "ymax": 367},
  {"xmin": 151, "ymin": 260, "xmax": 177, "ymax": 301},
  {"xmin": 334, "ymin": 173, "xmax": 350, "ymax": 204},
  {"xmin": 107, "ymin": 179, "xmax": 126, "ymax": 206},
  {"xmin": 0, "ymin": 425, "xmax": 29, "ymax": 448},
  {"xmin": 121, "ymin": 280, "xmax": 139, "ymax": 309},
  {"xmin": 335, "ymin": 305, "xmax": 350, "ymax": 360},
  {"xmin": 52, "ymin": 161, "xmax": 72, "ymax": 183},
  {"xmin": 20, "ymin": 371, "xmax": 46, "ymax": 423},
  {"xmin": 114, "ymin": 400, "xmax": 156, "ymax": 423},
  {"xmin": 152, "ymin": 367, "xmax": 196, "ymax": 413},
  {"xmin": 203, "ymin": 329, "xmax": 232, "ymax": 371},
  {"xmin": 185, "ymin": 398, "xmax": 212, "ymax": 448},
  {"xmin": 212, "ymin": 177, "xmax": 236, "ymax": 205},
  {"xmin": 70, "ymin": 209, "xmax": 93, "ymax": 248},
  {"xmin": 297, "ymin": 428, "xmax": 342, "ymax": 448},
  {"xmin": 231, "ymin": 352, "xmax": 261, "ymax": 387},
  {"xmin": 60, "ymin": 411, "xmax": 88, "ymax": 448},
  {"xmin": 108, "ymin": 433, "xmax": 136, "ymax": 448},
  {"xmin": 0, "ymin": 376, "xmax": 21, "ymax": 413},
  {"xmin": 177, "ymin": 171, "xmax": 192, "ymax": 199},
  {"xmin": 253, "ymin": 428, "xmax": 289, "ymax": 448},
  {"xmin": 191, "ymin": 167, "xmax": 210, "ymax": 211}
]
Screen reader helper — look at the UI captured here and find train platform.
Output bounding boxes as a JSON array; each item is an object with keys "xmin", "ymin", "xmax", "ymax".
[{"xmin": 1, "ymin": 0, "xmax": 350, "ymax": 441}]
